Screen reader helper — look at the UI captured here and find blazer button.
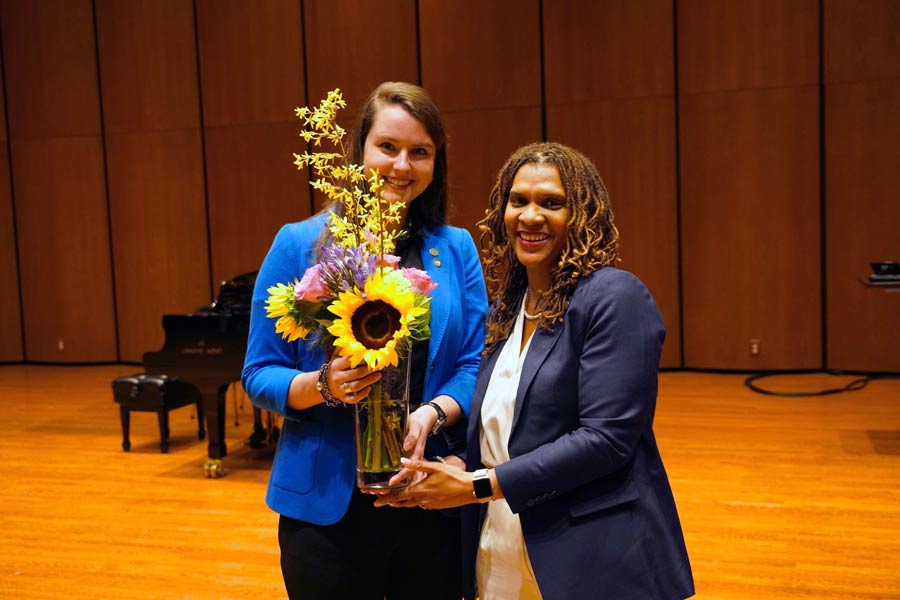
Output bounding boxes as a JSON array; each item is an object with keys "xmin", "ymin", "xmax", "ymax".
[
  {"xmin": 433, "ymin": 259, "xmax": 442, "ymax": 268},
  {"xmin": 429, "ymin": 248, "xmax": 439, "ymax": 256}
]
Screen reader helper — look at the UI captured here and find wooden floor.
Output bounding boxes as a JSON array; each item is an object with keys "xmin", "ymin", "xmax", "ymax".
[{"xmin": 0, "ymin": 366, "xmax": 898, "ymax": 600}]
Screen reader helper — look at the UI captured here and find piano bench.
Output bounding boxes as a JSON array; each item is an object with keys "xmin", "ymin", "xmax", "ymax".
[{"xmin": 112, "ymin": 373, "xmax": 206, "ymax": 453}]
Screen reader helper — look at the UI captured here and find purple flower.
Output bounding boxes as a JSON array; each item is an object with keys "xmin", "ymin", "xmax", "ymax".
[{"xmin": 320, "ymin": 243, "xmax": 377, "ymax": 292}]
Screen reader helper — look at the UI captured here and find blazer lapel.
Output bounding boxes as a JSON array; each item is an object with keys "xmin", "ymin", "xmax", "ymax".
[
  {"xmin": 421, "ymin": 234, "xmax": 451, "ymax": 368},
  {"xmin": 512, "ymin": 324, "xmax": 564, "ymax": 432},
  {"xmin": 466, "ymin": 344, "xmax": 502, "ymax": 465}
]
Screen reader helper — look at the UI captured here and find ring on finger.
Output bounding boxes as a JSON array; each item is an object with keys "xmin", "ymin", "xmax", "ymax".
[{"xmin": 341, "ymin": 382, "xmax": 350, "ymax": 391}]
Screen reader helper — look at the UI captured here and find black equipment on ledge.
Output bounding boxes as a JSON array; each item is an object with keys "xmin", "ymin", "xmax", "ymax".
[{"xmin": 142, "ymin": 271, "xmax": 274, "ymax": 477}]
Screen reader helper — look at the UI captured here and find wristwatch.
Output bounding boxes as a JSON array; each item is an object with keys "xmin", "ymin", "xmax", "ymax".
[
  {"xmin": 424, "ymin": 401, "xmax": 447, "ymax": 435},
  {"xmin": 472, "ymin": 468, "xmax": 493, "ymax": 502}
]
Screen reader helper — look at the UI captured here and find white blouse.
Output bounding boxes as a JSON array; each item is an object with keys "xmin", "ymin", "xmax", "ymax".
[{"xmin": 476, "ymin": 298, "xmax": 542, "ymax": 600}]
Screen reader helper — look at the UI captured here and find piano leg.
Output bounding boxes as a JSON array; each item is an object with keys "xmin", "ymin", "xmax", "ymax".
[
  {"xmin": 196, "ymin": 400, "xmax": 206, "ymax": 441},
  {"xmin": 119, "ymin": 405, "xmax": 131, "ymax": 452},
  {"xmin": 249, "ymin": 406, "xmax": 268, "ymax": 449},
  {"xmin": 157, "ymin": 409, "xmax": 170, "ymax": 453},
  {"xmin": 196, "ymin": 382, "xmax": 229, "ymax": 478}
]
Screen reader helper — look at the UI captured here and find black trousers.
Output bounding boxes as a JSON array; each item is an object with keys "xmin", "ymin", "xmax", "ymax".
[{"xmin": 279, "ymin": 487, "xmax": 462, "ymax": 600}]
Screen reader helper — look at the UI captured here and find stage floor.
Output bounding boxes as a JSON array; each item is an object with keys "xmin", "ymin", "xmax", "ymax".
[{"xmin": 1, "ymin": 365, "xmax": 898, "ymax": 599}]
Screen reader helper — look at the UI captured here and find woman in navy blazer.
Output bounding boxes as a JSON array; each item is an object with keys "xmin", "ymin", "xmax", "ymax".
[
  {"xmin": 241, "ymin": 82, "xmax": 487, "ymax": 600},
  {"xmin": 380, "ymin": 142, "xmax": 693, "ymax": 599}
]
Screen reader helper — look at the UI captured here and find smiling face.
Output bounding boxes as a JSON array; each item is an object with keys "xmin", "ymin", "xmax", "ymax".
[
  {"xmin": 504, "ymin": 163, "xmax": 570, "ymax": 291},
  {"xmin": 362, "ymin": 103, "xmax": 436, "ymax": 220}
]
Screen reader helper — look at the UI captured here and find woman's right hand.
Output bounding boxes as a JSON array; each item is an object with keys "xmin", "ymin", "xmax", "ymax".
[{"xmin": 325, "ymin": 355, "xmax": 381, "ymax": 404}]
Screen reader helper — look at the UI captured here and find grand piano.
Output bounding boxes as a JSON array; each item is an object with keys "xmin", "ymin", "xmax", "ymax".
[{"xmin": 143, "ymin": 272, "xmax": 273, "ymax": 477}]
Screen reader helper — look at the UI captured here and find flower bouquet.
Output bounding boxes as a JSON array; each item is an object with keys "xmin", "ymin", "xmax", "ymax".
[{"xmin": 265, "ymin": 90, "xmax": 435, "ymax": 490}]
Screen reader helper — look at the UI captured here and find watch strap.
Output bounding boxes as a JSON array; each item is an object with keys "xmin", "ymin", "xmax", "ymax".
[{"xmin": 424, "ymin": 401, "xmax": 447, "ymax": 435}]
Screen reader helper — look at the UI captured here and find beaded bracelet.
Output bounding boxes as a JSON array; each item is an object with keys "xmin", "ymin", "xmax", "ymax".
[{"xmin": 315, "ymin": 362, "xmax": 341, "ymax": 407}]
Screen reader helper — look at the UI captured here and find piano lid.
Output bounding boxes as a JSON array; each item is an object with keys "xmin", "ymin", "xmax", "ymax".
[{"xmin": 209, "ymin": 271, "xmax": 257, "ymax": 315}]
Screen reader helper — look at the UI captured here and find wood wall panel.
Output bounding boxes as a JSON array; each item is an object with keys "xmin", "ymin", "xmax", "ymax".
[
  {"xmin": 678, "ymin": 0, "xmax": 819, "ymax": 94},
  {"xmin": 823, "ymin": 0, "xmax": 900, "ymax": 373},
  {"xmin": 105, "ymin": 130, "xmax": 209, "ymax": 363},
  {"xmin": 419, "ymin": 0, "xmax": 541, "ymax": 112},
  {"xmin": 303, "ymin": 0, "xmax": 417, "ymax": 210},
  {"xmin": 0, "ymin": 144, "xmax": 23, "ymax": 361},
  {"xmin": 543, "ymin": 0, "xmax": 679, "ymax": 366},
  {"xmin": 420, "ymin": 0, "xmax": 542, "ymax": 237},
  {"xmin": 204, "ymin": 124, "xmax": 312, "ymax": 284},
  {"xmin": 1, "ymin": 0, "xmax": 892, "ymax": 373},
  {"xmin": 1, "ymin": 0, "xmax": 115, "ymax": 363},
  {"xmin": 13, "ymin": 138, "xmax": 116, "ymax": 361},
  {"xmin": 304, "ymin": 0, "xmax": 418, "ymax": 117},
  {"xmin": 680, "ymin": 87, "xmax": 821, "ymax": 370},
  {"xmin": 825, "ymin": 79, "xmax": 900, "ymax": 372},
  {"xmin": 442, "ymin": 108, "xmax": 542, "ymax": 238},
  {"xmin": 547, "ymin": 98, "xmax": 681, "ymax": 367},
  {"xmin": 0, "ymin": 54, "xmax": 5, "ymax": 141},
  {"xmin": 96, "ymin": 0, "xmax": 207, "ymax": 363},
  {"xmin": 0, "ymin": 46, "xmax": 22, "ymax": 360},
  {"xmin": 543, "ymin": 0, "xmax": 673, "ymax": 103},
  {"xmin": 824, "ymin": 0, "xmax": 900, "ymax": 84},
  {"xmin": 0, "ymin": 0, "xmax": 101, "ymax": 140},
  {"xmin": 196, "ymin": 0, "xmax": 304, "ymax": 128},
  {"xmin": 95, "ymin": 0, "xmax": 200, "ymax": 134},
  {"xmin": 196, "ymin": 0, "xmax": 309, "ymax": 287}
]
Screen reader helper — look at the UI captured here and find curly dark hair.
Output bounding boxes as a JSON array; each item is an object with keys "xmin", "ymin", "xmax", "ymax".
[
  {"xmin": 477, "ymin": 142, "xmax": 619, "ymax": 353},
  {"xmin": 347, "ymin": 81, "xmax": 448, "ymax": 232}
]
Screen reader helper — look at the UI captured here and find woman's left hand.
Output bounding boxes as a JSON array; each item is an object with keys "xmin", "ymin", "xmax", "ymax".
[
  {"xmin": 404, "ymin": 406, "xmax": 436, "ymax": 462},
  {"xmin": 372, "ymin": 457, "xmax": 475, "ymax": 510}
]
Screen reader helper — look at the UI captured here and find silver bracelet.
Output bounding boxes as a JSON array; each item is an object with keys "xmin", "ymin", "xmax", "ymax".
[{"xmin": 315, "ymin": 362, "xmax": 341, "ymax": 407}]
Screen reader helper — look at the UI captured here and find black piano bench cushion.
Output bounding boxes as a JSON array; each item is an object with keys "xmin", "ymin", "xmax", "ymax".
[{"xmin": 112, "ymin": 373, "xmax": 205, "ymax": 453}]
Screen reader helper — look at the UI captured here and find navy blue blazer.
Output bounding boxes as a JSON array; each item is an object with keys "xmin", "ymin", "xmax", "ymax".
[{"xmin": 462, "ymin": 268, "xmax": 694, "ymax": 600}]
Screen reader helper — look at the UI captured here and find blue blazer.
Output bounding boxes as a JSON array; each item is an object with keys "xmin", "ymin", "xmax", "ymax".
[
  {"xmin": 242, "ymin": 213, "xmax": 487, "ymax": 524},
  {"xmin": 461, "ymin": 268, "xmax": 694, "ymax": 600}
]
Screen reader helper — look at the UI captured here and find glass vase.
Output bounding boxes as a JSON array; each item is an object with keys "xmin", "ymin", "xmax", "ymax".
[{"xmin": 354, "ymin": 356, "xmax": 410, "ymax": 490}]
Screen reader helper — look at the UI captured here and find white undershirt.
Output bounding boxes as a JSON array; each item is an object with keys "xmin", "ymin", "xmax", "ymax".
[{"xmin": 476, "ymin": 297, "xmax": 542, "ymax": 600}]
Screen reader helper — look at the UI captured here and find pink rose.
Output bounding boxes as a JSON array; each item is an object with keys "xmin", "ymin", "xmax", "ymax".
[
  {"xmin": 294, "ymin": 264, "xmax": 327, "ymax": 302},
  {"xmin": 402, "ymin": 268, "xmax": 438, "ymax": 296},
  {"xmin": 379, "ymin": 254, "xmax": 401, "ymax": 269}
]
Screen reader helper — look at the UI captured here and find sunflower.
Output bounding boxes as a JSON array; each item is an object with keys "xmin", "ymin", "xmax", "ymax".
[
  {"xmin": 266, "ymin": 282, "xmax": 310, "ymax": 342},
  {"xmin": 327, "ymin": 270, "xmax": 426, "ymax": 370}
]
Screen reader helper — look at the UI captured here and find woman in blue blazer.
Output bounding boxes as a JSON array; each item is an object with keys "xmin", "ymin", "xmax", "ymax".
[
  {"xmin": 380, "ymin": 142, "xmax": 693, "ymax": 599},
  {"xmin": 241, "ymin": 82, "xmax": 487, "ymax": 600}
]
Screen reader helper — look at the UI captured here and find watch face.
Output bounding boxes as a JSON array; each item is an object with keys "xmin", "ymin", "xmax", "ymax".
[{"xmin": 473, "ymin": 473, "xmax": 492, "ymax": 499}]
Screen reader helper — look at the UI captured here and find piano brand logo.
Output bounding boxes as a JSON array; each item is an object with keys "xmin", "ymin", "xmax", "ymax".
[{"xmin": 181, "ymin": 347, "xmax": 224, "ymax": 356}]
